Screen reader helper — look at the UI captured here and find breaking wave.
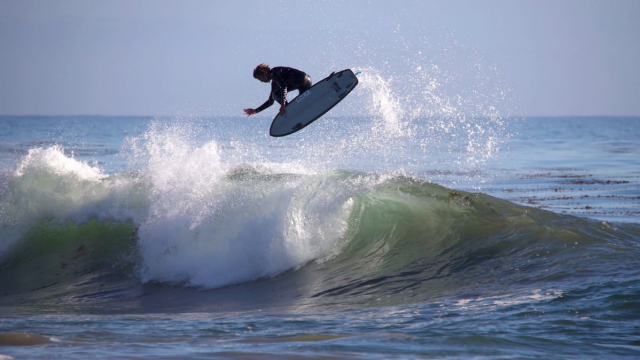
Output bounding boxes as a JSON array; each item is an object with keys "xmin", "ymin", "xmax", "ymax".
[{"xmin": 2, "ymin": 143, "xmax": 639, "ymax": 312}]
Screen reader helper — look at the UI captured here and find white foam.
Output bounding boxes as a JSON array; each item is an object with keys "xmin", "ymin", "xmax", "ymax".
[
  {"xmin": 14, "ymin": 146, "xmax": 105, "ymax": 180},
  {"xmin": 135, "ymin": 123, "xmax": 354, "ymax": 288},
  {"xmin": 454, "ymin": 289, "xmax": 563, "ymax": 311}
]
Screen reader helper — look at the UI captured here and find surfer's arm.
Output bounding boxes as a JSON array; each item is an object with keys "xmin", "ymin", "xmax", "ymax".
[
  {"xmin": 244, "ymin": 94, "xmax": 274, "ymax": 117},
  {"xmin": 254, "ymin": 96, "xmax": 275, "ymax": 113}
]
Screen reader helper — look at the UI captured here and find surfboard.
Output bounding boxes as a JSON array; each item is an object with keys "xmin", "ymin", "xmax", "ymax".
[{"xmin": 269, "ymin": 69, "xmax": 359, "ymax": 137}]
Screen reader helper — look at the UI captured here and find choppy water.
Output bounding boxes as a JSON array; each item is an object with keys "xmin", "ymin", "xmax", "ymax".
[{"xmin": 0, "ymin": 111, "xmax": 639, "ymax": 359}]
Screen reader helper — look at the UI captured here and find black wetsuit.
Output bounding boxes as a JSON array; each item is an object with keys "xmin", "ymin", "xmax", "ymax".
[{"xmin": 255, "ymin": 67, "xmax": 312, "ymax": 113}]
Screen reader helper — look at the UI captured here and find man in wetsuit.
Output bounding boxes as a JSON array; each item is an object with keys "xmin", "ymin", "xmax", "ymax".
[{"xmin": 244, "ymin": 64, "xmax": 312, "ymax": 117}]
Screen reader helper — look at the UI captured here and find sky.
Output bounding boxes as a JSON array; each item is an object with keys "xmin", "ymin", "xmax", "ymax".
[{"xmin": 0, "ymin": 0, "xmax": 639, "ymax": 117}]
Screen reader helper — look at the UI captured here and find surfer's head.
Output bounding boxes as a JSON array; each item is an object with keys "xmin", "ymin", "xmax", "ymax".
[{"xmin": 253, "ymin": 64, "xmax": 271, "ymax": 82}]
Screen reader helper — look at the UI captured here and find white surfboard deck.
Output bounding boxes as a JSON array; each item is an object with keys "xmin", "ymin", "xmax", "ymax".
[{"xmin": 269, "ymin": 69, "xmax": 359, "ymax": 137}]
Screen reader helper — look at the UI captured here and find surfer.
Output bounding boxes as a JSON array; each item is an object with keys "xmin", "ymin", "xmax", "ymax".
[{"xmin": 244, "ymin": 64, "xmax": 312, "ymax": 117}]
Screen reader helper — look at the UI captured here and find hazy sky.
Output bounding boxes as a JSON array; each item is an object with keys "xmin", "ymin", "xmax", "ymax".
[{"xmin": 1, "ymin": 0, "xmax": 639, "ymax": 117}]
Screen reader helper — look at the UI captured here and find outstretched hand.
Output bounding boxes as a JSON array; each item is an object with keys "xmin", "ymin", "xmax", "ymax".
[{"xmin": 243, "ymin": 108, "xmax": 257, "ymax": 117}]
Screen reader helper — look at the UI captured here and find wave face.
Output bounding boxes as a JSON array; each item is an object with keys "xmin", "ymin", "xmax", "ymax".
[{"xmin": 2, "ymin": 141, "xmax": 639, "ymax": 312}]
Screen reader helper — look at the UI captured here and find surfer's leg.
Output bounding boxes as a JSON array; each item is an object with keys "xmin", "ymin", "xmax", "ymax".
[{"xmin": 298, "ymin": 75, "xmax": 312, "ymax": 93}]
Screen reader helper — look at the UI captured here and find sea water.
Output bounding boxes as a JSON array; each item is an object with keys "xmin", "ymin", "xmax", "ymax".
[{"xmin": 1, "ymin": 113, "xmax": 639, "ymax": 357}]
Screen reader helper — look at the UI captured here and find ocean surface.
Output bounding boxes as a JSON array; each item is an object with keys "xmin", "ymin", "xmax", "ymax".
[{"xmin": 1, "ymin": 111, "xmax": 639, "ymax": 359}]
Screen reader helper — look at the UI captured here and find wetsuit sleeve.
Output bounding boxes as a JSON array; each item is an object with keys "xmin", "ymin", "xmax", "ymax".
[{"xmin": 255, "ymin": 93, "xmax": 275, "ymax": 113}]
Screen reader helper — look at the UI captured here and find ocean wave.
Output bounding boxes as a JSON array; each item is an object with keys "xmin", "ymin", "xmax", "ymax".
[{"xmin": 1, "ymin": 145, "xmax": 639, "ymax": 311}]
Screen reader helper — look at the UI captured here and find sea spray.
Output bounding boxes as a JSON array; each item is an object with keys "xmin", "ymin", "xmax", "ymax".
[
  {"xmin": 352, "ymin": 64, "xmax": 512, "ymax": 170},
  {"xmin": 356, "ymin": 69, "xmax": 407, "ymax": 137}
]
